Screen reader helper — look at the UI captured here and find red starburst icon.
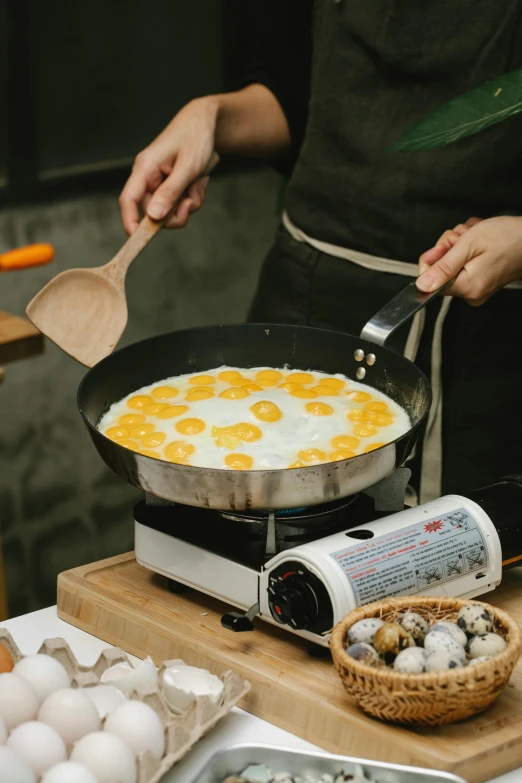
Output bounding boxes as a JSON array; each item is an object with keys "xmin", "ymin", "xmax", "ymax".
[{"xmin": 425, "ymin": 519, "xmax": 444, "ymax": 533}]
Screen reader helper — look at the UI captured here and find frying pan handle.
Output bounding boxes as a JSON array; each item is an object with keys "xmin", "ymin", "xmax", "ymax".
[{"xmin": 359, "ymin": 279, "xmax": 453, "ymax": 346}]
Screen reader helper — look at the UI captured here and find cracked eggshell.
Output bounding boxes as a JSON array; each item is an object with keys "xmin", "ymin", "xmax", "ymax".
[
  {"xmin": 80, "ymin": 684, "xmax": 127, "ymax": 720},
  {"xmin": 161, "ymin": 663, "xmax": 224, "ymax": 714},
  {"xmin": 99, "ymin": 657, "xmax": 157, "ymax": 697}
]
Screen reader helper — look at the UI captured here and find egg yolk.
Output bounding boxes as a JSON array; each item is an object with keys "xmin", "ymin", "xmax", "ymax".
[
  {"xmin": 241, "ymin": 383, "xmax": 264, "ymax": 392},
  {"xmin": 290, "ymin": 388, "xmax": 318, "ymax": 399},
  {"xmin": 352, "ymin": 391, "xmax": 372, "ymax": 403},
  {"xmin": 279, "ymin": 382, "xmax": 302, "ymax": 391},
  {"xmin": 137, "ymin": 449, "xmax": 162, "ymax": 459},
  {"xmin": 130, "ymin": 423, "xmax": 155, "ymax": 439},
  {"xmin": 189, "ymin": 374, "xmax": 216, "ymax": 385},
  {"xmin": 105, "ymin": 427, "xmax": 129, "ymax": 441},
  {"xmin": 220, "ymin": 387, "xmax": 250, "ymax": 399},
  {"xmin": 287, "ymin": 372, "xmax": 314, "ymax": 385},
  {"xmin": 143, "ymin": 403, "xmax": 170, "ymax": 416},
  {"xmin": 364, "ymin": 442, "xmax": 386, "ymax": 453},
  {"xmin": 250, "ymin": 400, "xmax": 282, "ymax": 422},
  {"xmin": 306, "ymin": 402, "xmax": 334, "ymax": 416},
  {"xmin": 212, "ymin": 422, "xmax": 262, "ymax": 448},
  {"xmin": 347, "ymin": 409, "xmax": 370, "ymax": 423},
  {"xmin": 256, "ymin": 379, "xmax": 279, "ymax": 387},
  {"xmin": 368, "ymin": 412, "xmax": 394, "ymax": 427},
  {"xmin": 298, "ymin": 448, "xmax": 326, "ymax": 463},
  {"xmin": 224, "ymin": 453, "xmax": 253, "ymax": 470},
  {"xmin": 311, "ymin": 385, "xmax": 338, "ymax": 396},
  {"xmin": 151, "ymin": 386, "xmax": 178, "ymax": 399},
  {"xmin": 165, "ymin": 441, "xmax": 196, "ymax": 461},
  {"xmin": 218, "ymin": 370, "xmax": 244, "ymax": 382},
  {"xmin": 256, "ymin": 369, "xmax": 283, "ymax": 381},
  {"xmin": 365, "ymin": 401, "xmax": 388, "ymax": 412},
  {"xmin": 288, "ymin": 460, "xmax": 305, "ymax": 468},
  {"xmin": 117, "ymin": 439, "xmax": 140, "ymax": 451},
  {"xmin": 118, "ymin": 414, "xmax": 145, "ymax": 427},
  {"xmin": 142, "ymin": 432, "xmax": 167, "ymax": 448},
  {"xmin": 329, "ymin": 449, "xmax": 356, "ymax": 461},
  {"xmin": 331, "ymin": 435, "xmax": 360, "ymax": 450},
  {"xmin": 175, "ymin": 418, "xmax": 205, "ymax": 435},
  {"xmin": 157, "ymin": 405, "xmax": 190, "ymax": 419},
  {"xmin": 322, "ymin": 377, "xmax": 346, "ymax": 390},
  {"xmin": 186, "ymin": 388, "xmax": 214, "ymax": 401},
  {"xmin": 354, "ymin": 424, "xmax": 378, "ymax": 438},
  {"xmin": 127, "ymin": 395, "xmax": 153, "ymax": 409}
]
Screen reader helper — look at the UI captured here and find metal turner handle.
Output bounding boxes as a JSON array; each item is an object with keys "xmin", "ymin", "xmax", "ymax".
[{"xmin": 360, "ymin": 279, "xmax": 453, "ymax": 347}]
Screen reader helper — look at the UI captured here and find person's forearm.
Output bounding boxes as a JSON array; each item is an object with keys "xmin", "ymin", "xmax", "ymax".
[{"xmin": 211, "ymin": 84, "xmax": 292, "ymax": 158}]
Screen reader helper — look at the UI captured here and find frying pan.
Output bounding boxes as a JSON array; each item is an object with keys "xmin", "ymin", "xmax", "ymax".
[{"xmin": 78, "ymin": 281, "xmax": 441, "ymax": 511}]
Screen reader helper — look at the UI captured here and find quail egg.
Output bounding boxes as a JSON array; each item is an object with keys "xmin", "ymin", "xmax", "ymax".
[
  {"xmin": 467, "ymin": 656, "xmax": 492, "ymax": 667},
  {"xmin": 425, "ymin": 651, "xmax": 465, "ymax": 672},
  {"xmin": 347, "ymin": 618, "xmax": 384, "ymax": 646},
  {"xmin": 346, "ymin": 643, "xmax": 381, "ymax": 665},
  {"xmin": 430, "ymin": 621, "xmax": 467, "ymax": 648},
  {"xmin": 457, "ymin": 604, "xmax": 494, "ymax": 636},
  {"xmin": 373, "ymin": 623, "xmax": 415, "ymax": 664},
  {"xmin": 393, "ymin": 646, "xmax": 427, "ymax": 673},
  {"xmin": 396, "ymin": 612, "xmax": 429, "ymax": 644},
  {"xmin": 468, "ymin": 633, "xmax": 506, "ymax": 659},
  {"xmin": 424, "ymin": 631, "xmax": 466, "ymax": 664}
]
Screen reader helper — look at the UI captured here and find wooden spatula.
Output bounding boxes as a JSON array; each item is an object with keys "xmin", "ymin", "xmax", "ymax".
[{"xmin": 26, "ymin": 214, "xmax": 170, "ymax": 367}]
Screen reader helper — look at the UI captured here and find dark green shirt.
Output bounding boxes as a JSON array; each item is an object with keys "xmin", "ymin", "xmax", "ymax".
[{"xmin": 244, "ymin": 0, "xmax": 522, "ymax": 262}]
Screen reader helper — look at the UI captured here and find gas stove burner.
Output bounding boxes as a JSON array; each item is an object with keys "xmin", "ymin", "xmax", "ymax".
[{"xmin": 220, "ymin": 495, "xmax": 359, "ymax": 526}]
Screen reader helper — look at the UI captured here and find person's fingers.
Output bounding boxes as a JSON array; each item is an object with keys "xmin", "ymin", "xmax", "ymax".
[
  {"xmin": 416, "ymin": 233, "xmax": 474, "ymax": 293},
  {"xmin": 418, "ymin": 243, "xmax": 449, "ymax": 274},
  {"xmin": 147, "ymin": 156, "xmax": 202, "ymax": 221},
  {"xmin": 465, "ymin": 216, "xmax": 482, "ymax": 228},
  {"xmin": 119, "ymin": 171, "xmax": 148, "ymax": 234}
]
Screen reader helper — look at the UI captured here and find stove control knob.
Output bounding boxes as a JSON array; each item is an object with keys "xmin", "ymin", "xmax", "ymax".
[{"xmin": 268, "ymin": 572, "xmax": 322, "ymax": 631}]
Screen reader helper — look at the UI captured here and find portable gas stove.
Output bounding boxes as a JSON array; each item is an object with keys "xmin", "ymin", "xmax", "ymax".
[{"xmin": 135, "ymin": 469, "xmax": 522, "ymax": 649}]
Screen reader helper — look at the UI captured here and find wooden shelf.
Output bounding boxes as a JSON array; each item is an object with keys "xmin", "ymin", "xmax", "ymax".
[{"xmin": 0, "ymin": 310, "xmax": 43, "ymax": 365}]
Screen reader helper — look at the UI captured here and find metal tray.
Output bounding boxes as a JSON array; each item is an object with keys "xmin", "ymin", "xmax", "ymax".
[{"xmin": 188, "ymin": 743, "xmax": 468, "ymax": 783}]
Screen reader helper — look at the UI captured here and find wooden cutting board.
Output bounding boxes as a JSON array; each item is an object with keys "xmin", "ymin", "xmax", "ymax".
[{"xmin": 57, "ymin": 554, "xmax": 522, "ymax": 783}]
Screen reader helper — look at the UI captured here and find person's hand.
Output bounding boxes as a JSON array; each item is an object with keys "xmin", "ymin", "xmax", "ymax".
[
  {"xmin": 119, "ymin": 97, "xmax": 220, "ymax": 234},
  {"xmin": 417, "ymin": 216, "xmax": 522, "ymax": 305}
]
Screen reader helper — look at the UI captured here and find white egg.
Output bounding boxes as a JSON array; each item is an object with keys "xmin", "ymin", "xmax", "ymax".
[
  {"xmin": 13, "ymin": 655, "xmax": 70, "ymax": 704},
  {"xmin": 71, "ymin": 731, "xmax": 137, "ymax": 783},
  {"xmin": 0, "ymin": 715, "xmax": 6, "ymax": 744},
  {"xmin": 161, "ymin": 664, "xmax": 224, "ymax": 714},
  {"xmin": 98, "ymin": 365, "xmax": 411, "ymax": 471},
  {"xmin": 100, "ymin": 657, "xmax": 157, "ymax": 696},
  {"xmin": 41, "ymin": 761, "xmax": 99, "ymax": 783},
  {"xmin": 0, "ymin": 746, "xmax": 36, "ymax": 783},
  {"xmin": 104, "ymin": 700, "xmax": 165, "ymax": 759},
  {"xmin": 7, "ymin": 721, "xmax": 67, "ymax": 776},
  {"xmin": 80, "ymin": 684, "xmax": 127, "ymax": 719},
  {"xmin": 0, "ymin": 673, "xmax": 39, "ymax": 730},
  {"xmin": 38, "ymin": 688, "xmax": 101, "ymax": 746}
]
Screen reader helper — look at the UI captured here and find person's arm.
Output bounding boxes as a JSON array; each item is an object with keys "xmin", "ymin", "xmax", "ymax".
[
  {"xmin": 417, "ymin": 216, "xmax": 522, "ymax": 305},
  {"xmin": 119, "ymin": 1, "xmax": 313, "ymax": 234}
]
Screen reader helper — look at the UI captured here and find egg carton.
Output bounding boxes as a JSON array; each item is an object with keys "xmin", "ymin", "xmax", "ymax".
[{"xmin": 0, "ymin": 628, "xmax": 250, "ymax": 783}]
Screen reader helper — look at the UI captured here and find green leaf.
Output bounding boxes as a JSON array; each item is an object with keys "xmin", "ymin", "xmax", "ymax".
[{"xmin": 390, "ymin": 67, "xmax": 522, "ymax": 152}]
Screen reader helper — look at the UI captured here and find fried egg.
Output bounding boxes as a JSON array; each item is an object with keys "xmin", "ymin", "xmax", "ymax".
[{"xmin": 98, "ymin": 367, "xmax": 410, "ymax": 470}]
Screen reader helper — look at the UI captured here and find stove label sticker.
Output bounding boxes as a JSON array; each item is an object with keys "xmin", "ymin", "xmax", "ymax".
[{"xmin": 329, "ymin": 507, "xmax": 487, "ymax": 606}]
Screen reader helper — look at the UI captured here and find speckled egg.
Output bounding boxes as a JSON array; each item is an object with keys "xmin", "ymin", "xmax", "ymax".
[
  {"xmin": 347, "ymin": 618, "xmax": 384, "ymax": 646},
  {"xmin": 393, "ymin": 647, "xmax": 428, "ymax": 673},
  {"xmin": 467, "ymin": 656, "xmax": 492, "ymax": 667},
  {"xmin": 430, "ymin": 621, "xmax": 467, "ymax": 648},
  {"xmin": 396, "ymin": 612, "xmax": 429, "ymax": 644},
  {"xmin": 346, "ymin": 643, "xmax": 381, "ymax": 665},
  {"xmin": 373, "ymin": 623, "xmax": 415, "ymax": 664},
  {"xmin": 424, "ymin": 631, "xmax": 466, "ymax": 664},
  {"xmin": 457, "ymin": 604, "xmax": 493, "ymax": 636},
  {"xmin": 425, "ymin": 651, "xmax": 465, "ymax": 672},
  {"xmin": 468, "ymin": 633, "xmax": 506, "ymax": 659}
]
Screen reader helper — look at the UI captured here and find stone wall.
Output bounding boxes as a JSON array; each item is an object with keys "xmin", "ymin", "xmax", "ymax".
[{"xmin": 0, "ymin": 168, "xmax": 281, "ymax": 616}]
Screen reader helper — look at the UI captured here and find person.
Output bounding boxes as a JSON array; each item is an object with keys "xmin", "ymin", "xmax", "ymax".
[{"xmin": 119, "ymin": 1, "xmax": 522, "ymax": 503}]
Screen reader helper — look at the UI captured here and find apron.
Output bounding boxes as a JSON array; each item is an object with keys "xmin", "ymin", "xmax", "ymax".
[{"xmin": 278, "ymin": 211, "xmax": 522, "ymax": 505}]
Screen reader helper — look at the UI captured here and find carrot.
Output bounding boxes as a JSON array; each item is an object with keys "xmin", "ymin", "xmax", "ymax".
[{"xmin": 0, "ymin": 243, "xmax": 55, "ymax": 271}]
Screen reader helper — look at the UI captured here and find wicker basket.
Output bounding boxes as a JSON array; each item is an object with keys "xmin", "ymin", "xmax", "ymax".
[{"xmin": 330, "ymin": 595, "xmax": 522, "ymax": 726}]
